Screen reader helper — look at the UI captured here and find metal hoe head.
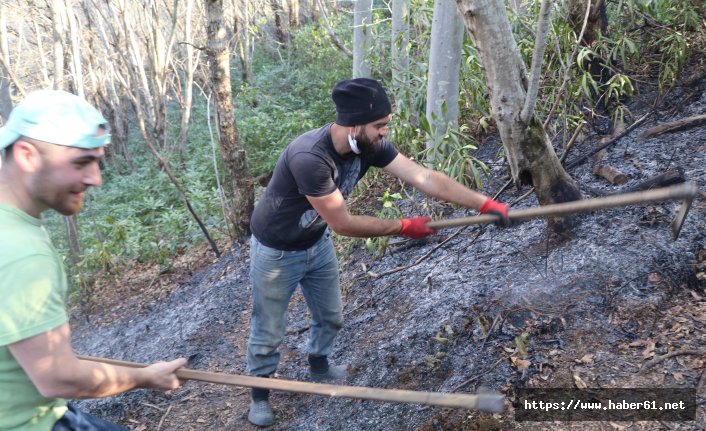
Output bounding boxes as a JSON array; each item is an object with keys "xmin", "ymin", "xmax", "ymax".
[{"xmin": 671, "ymin": 196, "xmax": 694, "ymax": 240}]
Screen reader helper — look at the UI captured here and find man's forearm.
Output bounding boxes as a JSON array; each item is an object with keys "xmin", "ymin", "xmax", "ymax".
[
  {"xmin": 9, "ymin": 323, "xmax": 182, "ymax": 400},
  {"xmin": 41, "ymin": 360, "xmax": 148, "ymax": 399},
  {"xmin": 328, "ymin": 215, "xmax": 402, "ymax": 238},
  {"xmin": 419, "ymin": 170, "xmax": 488, "ymax": 209}
]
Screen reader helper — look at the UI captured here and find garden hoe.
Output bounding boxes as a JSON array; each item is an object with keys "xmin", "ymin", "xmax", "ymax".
[
  {"xmin": 427, "ymin": 182, "xmax": 700, "ymax": 240},
  {"xmin": 78, "ymin": 355, "xmax": 505, "ymax": 412}
]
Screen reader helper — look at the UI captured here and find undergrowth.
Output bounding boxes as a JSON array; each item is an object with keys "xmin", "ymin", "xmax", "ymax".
[{"xmin": 43, "ymin": 0, "xmax": 705, "ymax": 294}]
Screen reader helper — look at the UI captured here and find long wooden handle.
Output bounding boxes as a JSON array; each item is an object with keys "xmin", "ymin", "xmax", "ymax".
[
  {"xmin": 78, "ymin": 355, "xmax": 504, "ymax": 412},
  {"xmin": 428, "ymin": 182, "xmax": 699, "ymax": 229}
]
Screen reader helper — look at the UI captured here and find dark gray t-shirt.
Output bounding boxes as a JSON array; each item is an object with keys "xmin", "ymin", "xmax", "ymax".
[{"xmin": 250, "ymin": 124, "xmax": 398, "ymax": 250}]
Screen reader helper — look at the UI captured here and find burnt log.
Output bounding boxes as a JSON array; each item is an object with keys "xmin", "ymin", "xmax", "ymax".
[{"xmin": 640, "ymin": 114, "xmax": 706, "ymax": 139}]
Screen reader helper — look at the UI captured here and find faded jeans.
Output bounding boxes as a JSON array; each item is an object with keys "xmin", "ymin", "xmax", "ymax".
[
  {"xmin": 52, "ymin": 403, "xmax": 128, "ymax": 431},
  {"xmin": 246, "ymin": 232, "xmax": 343, "ymax": 376}
]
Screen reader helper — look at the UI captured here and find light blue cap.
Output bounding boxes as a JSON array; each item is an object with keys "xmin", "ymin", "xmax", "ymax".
[{"xmin": 0, "ymin": 89, "xmax": 110, "ymax": 150}]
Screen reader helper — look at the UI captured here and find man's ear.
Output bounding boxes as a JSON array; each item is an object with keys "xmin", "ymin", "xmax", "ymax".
[{"xmin": 11, "ymin": 140, "xmax": 43, "ymax": 173}]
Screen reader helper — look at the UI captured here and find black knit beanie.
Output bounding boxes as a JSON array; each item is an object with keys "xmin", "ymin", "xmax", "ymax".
[{"xmin": 332, "ymin": 78, "xmax": 392, "ymax": 126}]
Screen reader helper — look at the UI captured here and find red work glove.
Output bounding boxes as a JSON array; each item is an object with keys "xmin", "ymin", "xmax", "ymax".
[
  {"xmin": 479, "ymin": 198, "xmax": 510, "ymax": 227},
  {"xmin": 399, "ymin": 217, "xmax": 436, "ymax": 239}
]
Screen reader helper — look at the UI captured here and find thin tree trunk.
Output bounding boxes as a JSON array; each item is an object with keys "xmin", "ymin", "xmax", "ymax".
[
  {"xmin": 64, "ymin": 216, "xmax": 81, "ymax": 261},
  {"xmin": 520, "ymin": 0, "xmax": 552, "ymax": 124},
  {"xmin": 0, "ymin": 5, "xmax": 14, "ymax": 122},
  {"xmin": 271, "ymin": 0, "xmax": 288, "ymax": 45},
  {"xmin": 455, "ymin": 0, "xmax": 581, "ymax": 224},
  {"xmin": 425, "ymin": 0, "xmax": 464, "ymax": 163},
  {"xmin": 315, "ymin": 0, "xmax": 352, "ymax": 58},
  {"xmin": 32, "ymin": 12, "xmax": 51, "ymax": 86},
  {"xmin": 289, "ymin": 0, "xmax": 300, "ymax": 28},
  {"xmin": 391, "ymin": 0, "xmax": 409, "ymax": 110},
  {"xmin": 50, "ymin": 0, "xmax": 82, "ymax": 258},
  {"xmin": 178, "ymin": 0, "xmax": 197, "ymax": 159},
  {"xmin": 206, "ymin": 0, "xmax": 255, "ymax": 243},
  {"xmin": 50, "ymin": 0, "xmax": 66, "ymax": 90},
  {"xmin": 65, "ymin": 0, "xmax": 84, "ymax": 98},
  {"xmin": 233, "ymin": 0, "xmax": 253, "ymax": 85},
  {"xmin": 309, "ymin": 0, "xmax": 320, "ymax": 21},
  {"xmin": 352, "ymin": 0, "xmax": 372, "ymax": 78},
  {"xmin": 567, "ymin": 0, "xmax": 606, "ymax": 46},
  {"xmin": 83, "ymin": 0, "xmax": 132, "ymax": 171}
]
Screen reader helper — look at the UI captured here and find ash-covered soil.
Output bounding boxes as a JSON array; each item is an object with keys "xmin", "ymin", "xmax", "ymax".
[{"xmin": 70, "ymin": 70, "xmax": 705, "ymax": 431}]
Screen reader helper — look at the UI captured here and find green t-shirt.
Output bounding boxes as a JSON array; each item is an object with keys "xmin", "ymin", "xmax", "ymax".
[{"xmin": 0, "ymin": 205, "xmax": 68, "ymax": 430}]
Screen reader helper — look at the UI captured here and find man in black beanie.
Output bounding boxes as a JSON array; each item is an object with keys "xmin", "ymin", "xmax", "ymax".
[{"xmin": 245, "ymin": 77, "xmax": 509, "ymax": 426}]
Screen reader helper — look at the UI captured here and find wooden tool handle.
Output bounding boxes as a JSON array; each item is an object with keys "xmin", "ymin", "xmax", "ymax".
[
  {"xmin": 78, "ymin": 355, "xmax": 504, "ymax": 412},
  {"xmin": 428, "ymin": 182, "xmax": 699, "ymax": 230}
]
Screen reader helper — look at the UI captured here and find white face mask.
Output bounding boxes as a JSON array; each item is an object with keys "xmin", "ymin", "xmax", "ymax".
[{"xmin": 348, "ymin": 131, "xmax": 361, "ymax": 154}]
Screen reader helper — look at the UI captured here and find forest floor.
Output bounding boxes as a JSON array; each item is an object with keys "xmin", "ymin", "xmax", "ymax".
[{"xmin": 70, "ymin": 66, "xmax": 705, "ymax": 431}]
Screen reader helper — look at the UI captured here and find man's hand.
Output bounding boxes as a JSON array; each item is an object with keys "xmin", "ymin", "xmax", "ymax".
[
  {"xmin": 479, "ymin": 198, "xmax": 510, "ymax": 227},
  {"xmin": 142, "ymin": 358, "xmax": 187, "ymax": 391},
  {"xmin": 399, "ymin": 217, "xmax": 436, "ymax": 239}
]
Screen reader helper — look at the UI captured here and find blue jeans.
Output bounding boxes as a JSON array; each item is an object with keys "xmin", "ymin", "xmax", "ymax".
[
  {"xmin": 247, "ymin": 232, "xmax": 343, "ymax": 376},
  {"xmin": 52, "ymin": 403, "xmax": 128, "ymax": 431}
]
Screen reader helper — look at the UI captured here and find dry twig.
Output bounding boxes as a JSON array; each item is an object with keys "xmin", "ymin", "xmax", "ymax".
[
  {"xmin": 156, "ymin": 405, "xmax": 173, "ymax": 431},
  {"xmin": 451, "ymin": 356, "xmax": 507, "ymax": 393},
  {"xmin": 639, "ymin": 349, "xmax": 706, "ymax": 374}
]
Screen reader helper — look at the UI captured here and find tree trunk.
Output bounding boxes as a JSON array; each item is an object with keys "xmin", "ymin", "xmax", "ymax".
[
  {"xmin": 567, "ymin": 0, "xmax": 607, "ymax": 46},
  {"xmin": 391, "ymin": 0, "xmax": 409, "ymax": 110},
  {"xmin": 352, "ymin": 0, "xmax": 372, "ymax": 78},
  {"xmin": 178, "ymin": 0, "xmax": 197, "ymax": 160},
  {"xmin": 567, "ymin": 0, "xmax": 610, "ymax": 110},
  {"xmin": 206, "ymin": 0, "xmax": 255, "ymax": 243},
  {"xmin": 0, "ymin": 5, "xmax": 13, "ymax": 122},
  {"xmin": 50, "ymin": 0, "xmax": 82, "ymax": 258},
  {"xmin": 31, "ymin": 11, "xmax": 51, "ymax": 86},
  {"xmin": 233, "ymin": 0, "xmax": 253, "ymax": 85},
  {"xmin": 81, "ymin": 0, "xmax": 133, "ymax": 171},
  {"xmin": 50, "ymin": 0, "xmax": 66, "ymax": 90},
  {"xmin": 289, "ymin": 0, "xmax": 300, "ymax": 28},
  {"xmin": 425, "ymin": 0, "xmax": 464, "ymax": 162},
  {"xmin": 64, "ymin": 215, "xmax": 81, "ymax": 261},
  {"xmin": 65, "ymin": 1, "xmax": 84, "ymax": 97},
  {"xmin": 308, "ymin": 0, "xmax": 320, "ymax": 21},
  {"xmin": 271, "ymin": 0, "xmax": 289, "ymax": 46},
  {"xmin": 455, "ymin": 0, "xmax": 581, "ymax": 216}
]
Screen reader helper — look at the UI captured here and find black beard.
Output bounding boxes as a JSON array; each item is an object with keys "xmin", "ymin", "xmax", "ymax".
[{"xmin": 354, "ymin": 130, "xmax": 379, "ymax": 156}]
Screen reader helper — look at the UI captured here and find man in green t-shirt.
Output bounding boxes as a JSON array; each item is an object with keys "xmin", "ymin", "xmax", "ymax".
[{"xmin": 0, "ymin": 90, "xmax": 186, "ymax": 430}]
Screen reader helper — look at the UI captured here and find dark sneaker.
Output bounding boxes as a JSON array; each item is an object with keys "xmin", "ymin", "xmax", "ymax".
[
  {"xmin": 309, "ymin": 364, "xmax": 348, "ymax": 382},
  {"xmin": 248, "ymin": 399, "xmax": 274, "ymax": 427}
]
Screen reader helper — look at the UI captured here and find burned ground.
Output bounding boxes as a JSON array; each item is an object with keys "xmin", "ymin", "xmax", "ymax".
[{"xmin": 70, "ymin": 69, "xmax": 705, "ymax": 431}]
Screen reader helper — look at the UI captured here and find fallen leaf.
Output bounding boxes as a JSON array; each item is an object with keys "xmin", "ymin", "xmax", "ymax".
[
  {"xmin": 648, "ymin": 273, "xmax": 662, "ymax": 283},
  {"xmin": 573, "ymin": 373, "xmax": 588, "ymax": 389},
  {"xmin": 629, "ymin": 339, "xmax": 647, "ymax": 347},
  {"xmin": 511, "ymin": 356, "xmax": 531, "ymax": 371},
  {"xmin": 515, "ymin": 332, "xmax": 529, "ymax": 357},
  {"xmin": 576, "ymin": 353, "xmax": 594, "ymax": 365},
  {"xmin": 673, "ymin": 372, "xmax": 684, "ymax": 381},
  {"xmin": 609, "ymin": 422, "xmax": 627, "ymax": 430},
  {"xmin": 642, "ymin": 341, "xmax": 656, "ymax": 359}
]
